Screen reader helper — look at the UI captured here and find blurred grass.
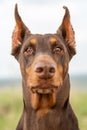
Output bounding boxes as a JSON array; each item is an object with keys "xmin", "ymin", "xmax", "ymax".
[
  {"xmin": 70, "ymin": 89, "xmax": 87, "ymax": 130},
  {"xmin": 0, "ymin": 87, "xmax": 87, "ymax": 130},
  {"xmin": 0, "ymin": 87, "xmax": 23, "ymax": 130}
]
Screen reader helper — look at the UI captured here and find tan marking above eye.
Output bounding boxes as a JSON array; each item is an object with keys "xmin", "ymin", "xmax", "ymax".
[
  {"xmin": 30, "ymin": 38, "xmax": 36, "ymax": 45},
  {"xmin": 50, "ymin": 37, "xmax": 57, "ymax": 44}
]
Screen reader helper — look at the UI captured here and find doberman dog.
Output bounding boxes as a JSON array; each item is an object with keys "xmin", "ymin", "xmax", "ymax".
[{"xmin": 11, "ymin": 4, "xmax": 79, "ymax": 130}]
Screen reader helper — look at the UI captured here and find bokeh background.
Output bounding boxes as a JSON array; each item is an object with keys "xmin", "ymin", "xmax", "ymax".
[{"xmin": 0, "ymin": 0, "xmax": 87, "ymax": 130}]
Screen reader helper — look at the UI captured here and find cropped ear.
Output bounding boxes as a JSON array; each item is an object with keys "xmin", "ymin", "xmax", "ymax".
[
  {"xmin": 57, "ymin": 6, "xmax": 76, "ymax": 59},
  {"xmin": 11, "ymin": 4, "xmax": 31, "ymax": 59}
]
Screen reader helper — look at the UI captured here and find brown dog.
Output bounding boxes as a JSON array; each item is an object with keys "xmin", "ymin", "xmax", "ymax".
[{"xmin": 12, "ymin": 4, "xmax": 79, "ymax": 130}]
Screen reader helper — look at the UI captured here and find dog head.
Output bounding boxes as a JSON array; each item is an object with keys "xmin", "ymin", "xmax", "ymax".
[{"xmin": 11, "ymin": 4, "xmax": 76, "ymax": 114}]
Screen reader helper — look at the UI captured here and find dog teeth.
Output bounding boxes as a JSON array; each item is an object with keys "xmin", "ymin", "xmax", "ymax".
[
  {"xmin": 36, "ymin": 89, "xmax": 53, "ymax": 94},
  {"xmin": 31, "ymin": 86, "xmax": 60, "ymax": 94},
  {"xmin": 31, "ymin": 88, "xmax": 53, "ymax": 94}
]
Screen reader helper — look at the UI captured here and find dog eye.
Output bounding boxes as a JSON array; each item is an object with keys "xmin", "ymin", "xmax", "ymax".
[
  {"xmin": 53, "ymin": 47, "xmax": 63, "ymax": 54},
  {"xmin": 24, "ymin": 47, "xmax": 34, "ymax": 55}
]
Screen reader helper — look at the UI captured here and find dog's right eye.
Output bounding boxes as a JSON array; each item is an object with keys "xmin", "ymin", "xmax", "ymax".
[
  {"xmin": 53, "ymin": 46, "xmax": 63, "ymax": 55},
  {"xmin": 24, "ymin": 46, "xmax": 34, "ymax": 56}
]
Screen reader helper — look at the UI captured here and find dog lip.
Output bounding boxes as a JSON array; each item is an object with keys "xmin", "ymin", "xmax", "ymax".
[{"xmin": 31, "ymin": 85, "xmax": 58, "ymax": 94}]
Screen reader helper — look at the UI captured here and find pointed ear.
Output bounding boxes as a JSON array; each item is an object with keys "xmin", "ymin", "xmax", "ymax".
[
  {"xmin": 57, "ymin": 6, "xmax": 76, "ymax": 59},
  {"xmin": 11, "ymin": 4, "xmax": 31, "ymax": 59}
]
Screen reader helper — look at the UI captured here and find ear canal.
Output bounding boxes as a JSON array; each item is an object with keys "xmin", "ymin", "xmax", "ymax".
[
  {"xmin": 11, "ymin": 4, "xmax": 31, "ymax": 59},
  {"xmin": 57, "ymin": 6, "xmax": 76, "ymax": 59}
]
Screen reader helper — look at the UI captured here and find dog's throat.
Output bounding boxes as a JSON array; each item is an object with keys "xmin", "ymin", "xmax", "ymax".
[
  {"xmin": 30, "ymin": 91, "xmax": 57, "ymax": 114},
  {"xmin": 34, "ymin": 94, "xmax": 55, "ymax": 117}
]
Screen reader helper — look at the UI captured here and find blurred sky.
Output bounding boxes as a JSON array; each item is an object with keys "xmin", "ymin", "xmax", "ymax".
[{"xmin": 0, "ymin": 0, "xmax": 87, "ymax": 79}]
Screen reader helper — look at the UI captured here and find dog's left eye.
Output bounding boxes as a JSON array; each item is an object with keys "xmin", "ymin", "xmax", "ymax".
[
  {"xmin": 24, "ymin": 47, "xmax": 34, "ymax": 55},
  {"xmin": 53, "ymin": 47, "xmax": 63, "ymax": 54}
]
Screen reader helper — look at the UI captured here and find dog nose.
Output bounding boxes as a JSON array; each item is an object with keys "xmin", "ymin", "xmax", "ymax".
[{"xmin": 34, "ymin": 62, "xmax": 56, "ymax": 79}]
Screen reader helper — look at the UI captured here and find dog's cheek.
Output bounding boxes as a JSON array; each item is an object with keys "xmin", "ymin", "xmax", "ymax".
[
  {"xmin": 53, "ymin": 64, "xmax": 63, "ymax": 87},
  {"xmin": 58, "ymin": 65, "xmax": 63, "ymax": 86},
  {"xmin": 63, "ymin": 61, "xmax": 69, "ymax": 77},
  {"xmin": 61, "ymin": 53, "xmax": 69, "ymax": 78},
  {"xmin": 19, "ymin": 61, "xmax": 26, "ymax": 78},
  {"xmin": 54, "ymin": 61, "xmax": 68, "ymax": 87},
  {"xmin": 25, "ymin": 66, "xmax": 39, "ymax": 88}
]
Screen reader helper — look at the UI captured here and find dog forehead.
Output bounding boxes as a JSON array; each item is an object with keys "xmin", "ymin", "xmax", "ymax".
[{"xmin": 26, "ymin": 34, "xmax": 60, "ymax": 45}]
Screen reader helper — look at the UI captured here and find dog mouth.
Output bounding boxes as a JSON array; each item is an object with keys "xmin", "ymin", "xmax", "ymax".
[{"xmin": 31, "ymin": 84, "xmax": 59, "ymax": 94}]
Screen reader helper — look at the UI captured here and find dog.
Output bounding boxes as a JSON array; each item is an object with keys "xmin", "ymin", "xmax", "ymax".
[{"xmin": 11, "ymin": 4, "xmax": 79, "ymax": 130}]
